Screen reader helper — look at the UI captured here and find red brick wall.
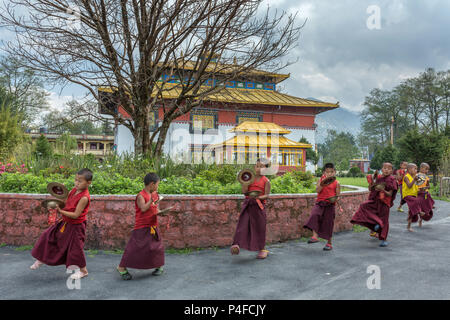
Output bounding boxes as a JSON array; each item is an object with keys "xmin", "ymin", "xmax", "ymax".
[{"xmin": 0, "ymin": 189, "xmax": 368, "ymax": 249}]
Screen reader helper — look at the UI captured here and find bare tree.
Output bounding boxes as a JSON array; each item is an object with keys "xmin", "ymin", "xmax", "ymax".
[{"xmin": 0, "ymin": 0, "xmax": 303, "ymax": 157}]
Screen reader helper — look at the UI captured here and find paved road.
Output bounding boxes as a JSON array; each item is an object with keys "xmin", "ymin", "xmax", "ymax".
[{"xmin": 1, "ymin": 198, "xmax": 449, "ymax": 300}]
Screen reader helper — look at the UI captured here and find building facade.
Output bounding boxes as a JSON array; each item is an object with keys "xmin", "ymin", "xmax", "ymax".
[{"xmin": 99, "ymin": 65, "xmax": 338, "ymax": 172}]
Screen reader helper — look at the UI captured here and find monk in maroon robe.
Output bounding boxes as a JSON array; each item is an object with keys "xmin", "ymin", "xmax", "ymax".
[
  {"xmin": 117, "ymin": 172, "xmax": 172, "ymax": 280},
  {"xmin": 395, "ymin": 161, "xmax": 408, "ymax": 212},
  {"xmin": 416, "ymin": 163, "xmax": 435, "ymax": 227},
  {"xmin": 30, "ymin": 168, "xmax": 93, "ymax": 280},
  {"xmin": 351, "ymin": 163, "xmax": 397, "ymax": 247},
  {"xmin": 231, "ymin": 159, "xmax": 271, "ymax": 259},
  {"xmin": 304, "ymin": 162, "xmax": 341, "ymax": 251}
]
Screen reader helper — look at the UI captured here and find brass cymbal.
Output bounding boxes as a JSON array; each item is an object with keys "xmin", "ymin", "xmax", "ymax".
[
  {"xmin": 41, "ymin": 199, "xmax": 65, "ymax": 210},
  {"xmin": 245, "ymin": 190, "xmax": 261, "ymax": 198},
  {"xmin": 47, "ymin": 182, "xmax": 69, "ymax": 199},
  {"xmin": 321, "ymin": 176, "xmax": 336, "ymax": 186},
  {"xmin": 237, "ymin": 169, "xmax": 256, "ymax": 186}
]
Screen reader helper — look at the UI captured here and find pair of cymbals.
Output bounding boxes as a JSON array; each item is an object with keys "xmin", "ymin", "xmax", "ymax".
[
  {"xmin": 237, "ymin": 169, "xmax": 256, "ymax": 186},
  {"xmin": 41, "ymin": 182, "xmax": 69, "ymax": 210},
  {"xmin": 41, "ymin": 199, "xmax": 65, "ymax": 209},
  {"xmin": 321, "ymin": 176, "xmax": 336, "ymax": 186},
  {"xmin": 415, "ymin": 173, "xmax": 427, "ymax": 186}
]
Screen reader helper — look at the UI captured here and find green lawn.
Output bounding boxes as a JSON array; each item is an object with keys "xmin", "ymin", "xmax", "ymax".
[{"xmin": 337, "ymin": 177, "xmax": 368, "ymax": 188}]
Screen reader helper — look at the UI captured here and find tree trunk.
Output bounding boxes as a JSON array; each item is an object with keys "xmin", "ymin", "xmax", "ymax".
[
  {"xmin": 133, "ymin": 105, "xmax": 151, "ymax": 156},
  {"xmin": 153, "ymin": 117, "xmax": 172, "ymax": 159}
]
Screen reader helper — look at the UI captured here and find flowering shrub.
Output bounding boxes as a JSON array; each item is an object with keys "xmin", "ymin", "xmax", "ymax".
[{"xmin": 0, "ymin": 162, "xmax": 28, "ymax": 175}]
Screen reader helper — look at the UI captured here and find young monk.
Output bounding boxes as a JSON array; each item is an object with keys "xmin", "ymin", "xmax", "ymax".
[
  {"xmin": 231, "ymin": 158, "xmax": 271, "ymax": 259},
  {"xmin": 395, "ymin": 161, "xmax": 408, "ymax": 212},
  {"xmin": 30, "ymin": 168, "xmax": 92, "ymax": 280},
  {"xmin": 402, "ymin": 163, "xmax": 426, "ymax": 232},
  {"xmin": 416, "ymin": 163, "xmax": 435, "ymax": 227},
  {"xmin": 351, "ymin": 163, "xmax": 398, "ymax": 247},
  {"xmin": 303, "ymin": 163, "xmax": 341, "ymax": 251},
  {"xmin": 117, "ymin": 172, "xmax": 172, "ymax": 280}
]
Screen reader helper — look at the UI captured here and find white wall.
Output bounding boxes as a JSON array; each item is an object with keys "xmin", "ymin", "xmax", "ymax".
[{"xmin": 116, "ymin": 122, "xmax": 318, "ymax": 169}]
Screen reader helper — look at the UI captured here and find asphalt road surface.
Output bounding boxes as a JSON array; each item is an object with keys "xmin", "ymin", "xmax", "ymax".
[{"xmin": 1, "ymin": 198, "xmax": 449, "ymax": 300}]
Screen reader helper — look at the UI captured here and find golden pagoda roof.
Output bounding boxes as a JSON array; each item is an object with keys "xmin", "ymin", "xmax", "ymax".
[
  {"xmin": 98, "ymin": 83, "xmax": 338, "ymax": 109},
  {"xmin": 230, "ymin": 121, "xmax": 292, "ymax": 134},
  {"xmin": 156, "ymin": 60, "xmax": 290, "ymax": 84},
  {"xmin": 209, "ymin": 134, "xmax": 312, "ymax": 149}
]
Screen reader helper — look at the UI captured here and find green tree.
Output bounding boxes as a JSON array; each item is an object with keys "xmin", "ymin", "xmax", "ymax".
[
  {"xmin": 55, "ymin": 133, "xmax": 78, "ymax": 155},
  {"xmin": 397, "ymin": 129, "xmax": 447, "ymax": 184},
  {"xmin": 34, "ymin": 134, "xmax": 53, "ymax": 158},
  {"xmin": 0, "ymin": 98, "xmax": 24, "ymax": 160},
  {"xmin": 318, "ymin": 130, "xmax": 360, "ymax": 171},
  {"xmin": 370, "ymin": 147, "xmax": 384, "ymax": 170},
  {"xmin": 299, "ymin": 136, "xmax": 318, "ymax": 165}
]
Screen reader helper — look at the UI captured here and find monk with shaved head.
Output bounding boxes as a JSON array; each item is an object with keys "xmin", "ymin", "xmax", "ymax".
[{"xmin": 351, "ymin": 162, "xmax": 398, "ymax": 247}]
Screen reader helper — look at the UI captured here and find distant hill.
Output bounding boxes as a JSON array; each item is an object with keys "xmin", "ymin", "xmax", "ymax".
[{"xmin": 315, "ymin": 107, "xmax": 361, "ymax": 143}]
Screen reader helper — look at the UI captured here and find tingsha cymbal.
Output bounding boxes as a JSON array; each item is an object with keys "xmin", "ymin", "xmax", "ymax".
[
  {"xmin": 41, "ymin": 199, "xmax": 65, "ymax": 210},
  {"xmin": 238, "ymin": 169, "xmax": 256, "ymax": 186},
  {"xmin": 47, "ymin": 182, "xmax": 69, "ymax": 199}
]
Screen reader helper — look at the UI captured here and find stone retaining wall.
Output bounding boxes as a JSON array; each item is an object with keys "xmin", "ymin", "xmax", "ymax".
[{"xmin": 0, "ymin": 186, "xmax": 369, "ymax": 249}]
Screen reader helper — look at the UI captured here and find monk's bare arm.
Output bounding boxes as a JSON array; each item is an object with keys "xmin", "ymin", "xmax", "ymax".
[
  {"xmin": 242, "ymin": 183, "xmax": 249, "ymax": 194},
  {"xmin": 258, "ymin": 180, "xmax": 271, "ymax": 200},
  {"xmin": 58, "ymin": 197, "xmax": 88, "ymax": 219},
  {"xmin": 404, "ymin": 176, "xmax": 416, "ymax": 188},
  {"xmin": 136, "ymin": 194, "xmax": 155, "ymax": 213},
  {"xmin": 316, "ymin": 178, "xmax": 323, "ymax": 193},
  {"xmin": 336, "ymin": 182, "xmax": 341, "ymax": 197}
]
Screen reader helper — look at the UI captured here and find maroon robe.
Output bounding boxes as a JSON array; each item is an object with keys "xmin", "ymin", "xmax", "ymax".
[
  {"xmin": 417, "ymin": 190, "xmax": 434, "ymax": 221},
  {"xmin": 31, "ymin": 188, "xmax": 90, "ymax": 268},
  {"xmin": 232, "ymin": 198, "xmax": 267, "ymax": 252},
  {"xmin": 31, "ymin": 220, "xmax": 87, "ymax": 268},
  {"xmin": 119, "ymin": 226, "xmax": 165, "ymax": 269},
  {"xmin": 119, "ymin": 190, "xmax": 165, "ymax": 269},
  {"xmin": 404, "ymin": 196, "xmax": 423, "ymax": 223},
  {"xmin": 351, "ymin": 175, "xmax": 398, "ymax": 241},
  {"xmin": 303, "ymin": 201, "xmax": 336, "ymax": 241}
]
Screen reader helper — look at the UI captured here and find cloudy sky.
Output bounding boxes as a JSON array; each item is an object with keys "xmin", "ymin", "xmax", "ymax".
[
  {"xmin": 270, "ymin": 0, "xmax": 450, "ymax": 113},
  {"xmin": 1, "ymin": 0, "xmax": 449, "ymax": 114}
]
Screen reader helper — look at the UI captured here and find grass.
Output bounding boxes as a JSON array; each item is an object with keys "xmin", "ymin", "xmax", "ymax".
[
  {"xmin": 165, "ymin": 248, "xmax": 194, "ymax": 255},
  {"xmin": 165, "ymin": 247, "xmax": 221, "ymax": 254},
  {"xmin": 103, "ymin": 249, "xmax": 124, "ymax": 255},
  {"xmin": 14, "ymin": 245, "xmax": 33, "ymax": 251},
  {"xmin": 352, "ymin": 225, "xmax": 369, "ymax": 233},
  {"xmin": 85, "ymin": 249, "xmax": 98, "ymax": 258},
  {"xmin": 433, "ymin": 196, "xmax": 450, "ymax": 202},
  {"xmin": 0, "ymin": 243, "xmax": 7, "ymax": 248},
  {"xmin": 337, "ymin": 177, "xmax": 368, "ymax": 188}
]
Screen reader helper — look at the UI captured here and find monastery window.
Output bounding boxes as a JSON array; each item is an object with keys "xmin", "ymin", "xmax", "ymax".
[
  {"xmin": 190, "ymin": 110, "xmax": 218, "ymax": 134},
  {"xmin": 255, "ymin": 83, "xmax": 264, "ymax": 90},
  {"xmin": 264, "ymin": 83, "xmax": 275, "ymax": 91},
  {"xmin": 236, "ymin": 112, "xmax": 262, "ymax": 124},
  {"xmin": 245, "ymin": 82, "xmax": 255, "ymax": 89},
  {"xmin": 225, "ymin": 81, "xmax": 235, "ymax": 88},
  {"xmin": 236, "ymin": 81, "xmax": 245, "ymax": 89}
]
